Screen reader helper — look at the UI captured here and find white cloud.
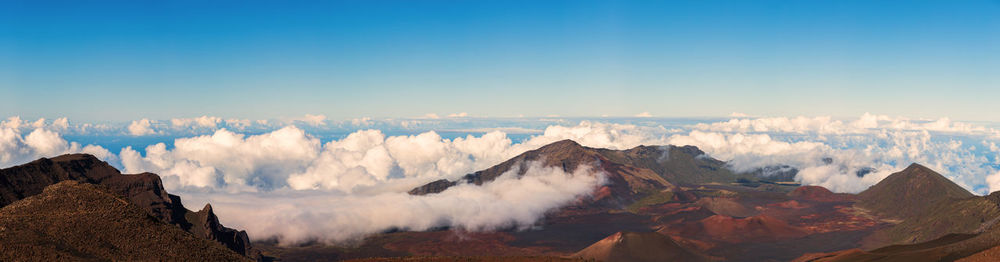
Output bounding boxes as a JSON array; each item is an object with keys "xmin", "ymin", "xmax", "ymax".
[
  {"xmin": 122, "ymin": 126, "xmax": 321, "ymax": 190},
  {"xmin": 52, "ymin": 117, "xmax": 69, "ymax": 130},
  {"xmin": 1, "ymin": 116, "xmax": 24, "ymax": 130},
  {"xmin": 447, "ymin": 127, "xmax": 543, "ymax": 134},
  {"xmin": 224, "ymin": 118, "xmax": 252, "ymax": 130},
  {"xmin": 422, "ymin": 113, "xmax": 441, "ymax": 119},
  {"xmin": 635, "ymin": 112, "xmax": 653, "ymax": 117},
  {"xmin": 30, "ymin": 118, "xmax": 46, "ymax": 129},
  {"xmin": 127, "ymin": 118, "xmax": 157, "ymax": 136},
  {"xmin": 0, "ymin": 119, "xmax": 115, "ymax": 168},
  {"xmin": 447, "ymin": 112, "xmax": 469, "ymax": 118},
  {"xmin": 351, "ymin": 117, "xmax": 373, "ymax": 127},
  {"xmin": 987, "ymin": 171, "xmax": 1000, "ymax": 193},
  {"xmin": 171, "ymin": 116, "xmax": 222, "ymax": 129},
  {"xmin": 8, "ymin": 113, "xmax": 1000, "ymax": 245},
  {"xmin": 302, "ymin": 114, "xmax": 328, "ymax": 126},
  {"xmin": 192, "ymin": 161, "xmax": 605, "ymax": 244}
]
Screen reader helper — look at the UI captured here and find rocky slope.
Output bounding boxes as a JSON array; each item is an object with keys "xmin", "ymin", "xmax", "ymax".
[
  {"xmin": 855, "ymin": 163, "xmax": 999, "ymax": 247},
  {"xmin": 0, "ymin": 154, "xmax": 262, "ymax": 260},
  {"xmin": 571, "ymin": 231, "xmax": 711, "ymax": 262},
  {"xmin": 0, "ymin": 180, "xmax": 250, "ymax": 261},
  {"xmin": 410, "ymin": 140, "xmax": 746, "ymax": 207}
]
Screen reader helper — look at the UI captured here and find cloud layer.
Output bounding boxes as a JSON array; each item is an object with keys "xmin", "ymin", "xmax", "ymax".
[
  {"xmin": 1, "ymin": 117, "xmax": 115, "ymax": 168},
  {"xmin": 4, "ymin": 113, "xmax": 1000, "ymax": 244},
  {"xmin": 190, "ymin": 161, "xmax": 605, "ymax": 244}
]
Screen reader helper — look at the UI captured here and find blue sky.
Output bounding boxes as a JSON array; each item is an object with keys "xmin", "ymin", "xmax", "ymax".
[{"xmin": 2, "ymin": 0, "xmax": 998, "ymax": 122}]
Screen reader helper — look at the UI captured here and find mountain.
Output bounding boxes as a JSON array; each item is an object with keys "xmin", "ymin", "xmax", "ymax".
[
  {"xmin": 857, "ymin": 163, "xmax": 975, "ymax": 219},
  {"xmin": 11, "ymin": 142, "xmax": 1000, "ymax": 261},
  {"xmin": 0, "ymin": 180, "xmax": 250, "ymax": 261},
  {"xmin": 795, "ymin": 178, "xmax": 1000, "ymax": 261},
  {"xmin": 571, "ymin": 231, "xmax": 710, "ymax": 262},
  {"xmin": 794, "ymin": 226, "xmax": 999, "ymax": 262},
  {"xmin": 410, "ymin": 140, "xmax": 746, "ymax": 207},
  {"xmin": 787, "ymin": 186, "xmax": 854, "ymax": 202},
  {"xmin": 851, "ymin": 163, "xmax": 999, "ymax": 247},
  {"xmin": 0, "ymin": 154, "xmax": 262, "ymax": 260}
]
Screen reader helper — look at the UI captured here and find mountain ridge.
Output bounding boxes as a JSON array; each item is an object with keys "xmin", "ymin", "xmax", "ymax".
[
  {"xmin": 0, "ymin": 180, "xmax": 251, "ymax": 261},
  {"xmin": 0, "ymin": 154, "xmax": 262, "ymax": 260}
]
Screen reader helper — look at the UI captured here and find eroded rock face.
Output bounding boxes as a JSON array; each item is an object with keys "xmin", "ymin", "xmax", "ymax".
[
  {"xmin": 0, "ymin": 181, "xmax": 251, "ymax": 261},
  {"xmin": 0, "ymin": 154, "xmax": 261, "ymax": 260}
]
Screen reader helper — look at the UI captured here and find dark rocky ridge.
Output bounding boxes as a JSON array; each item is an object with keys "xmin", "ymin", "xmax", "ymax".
[
  {"xmin": 0, "ymin": 180, "xmax": 251, "ymax": 261},
  {"xmin": 0, "ymin": 154, "xmax": 262, "ymax": 260}
]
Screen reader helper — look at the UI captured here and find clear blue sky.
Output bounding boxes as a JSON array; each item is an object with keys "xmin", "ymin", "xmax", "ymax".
[{"xmin": 1, "ymin": 0, "xmax": 998, "ymax": 122}]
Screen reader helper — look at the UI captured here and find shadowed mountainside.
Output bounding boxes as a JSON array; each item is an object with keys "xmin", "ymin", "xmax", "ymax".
[
  {"xmin": 0, "ymin": 154, "xmax": 262, "ymax": 260},
  {"xmin": 0, "ymin": 180, "xmax": 250, "ymax": 261},
  {"xmin": 857, "ymin": 163, "xmax": 975, "ymax": 220},
  {"xmin": 854, "ymin": 163, "xmax": 1000, "ymax": 248}
]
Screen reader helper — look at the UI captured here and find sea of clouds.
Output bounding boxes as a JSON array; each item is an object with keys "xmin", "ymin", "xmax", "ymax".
[{"xmin": 3, "ymin": 113, "xmax": 1000, "ymax": 244}]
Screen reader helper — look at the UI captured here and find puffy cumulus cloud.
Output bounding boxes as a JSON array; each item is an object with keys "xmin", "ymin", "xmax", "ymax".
[
  {"xmin": 525, "ymin": 121, "xmax": 668, "ymax": 150},
  {"xmin": 2, "ymin": 117, "xmax": 71, "ymax": 132},
  {"xmin": 1, "ymin": 116, "xmax": 25, "ymax": 130},
  {"xmin": 664, "ymin": 130, "xmax": 897, "ymax": 193},
  {"xmin": 635, "ymin": 112, "xmax": 653, "ymax": 118},
  {"xmin": 123, "ymin": 127, "xmax": 531, "ymax": 193},
  {"xmin": 447, "ymin": 112, "xmax": 469, "ymax": 118},
  {"xmin": 0, "ymin": 120, "xmax": 115, "ymax": 168},
  {"xmin": 679, "ymin": 114, "xmax": 1000, "ymax": 194},
  {"xmin": 350, "ymin": 117, "xmax": 373, "ymax": 127},
  {"xmin": 224, "ymin": 118, "xmax": 253, "ymax": 130},
  {"xmin": 119, "ymin": 121, "xmax": 666, "ymax": 193},
  {"xmin": 51, "ymin": 117, "xmax": 69, "ymax": 130},
  {"xmin": 121, "ymin": 126, "xmax": 321, "ymax": 190},
  {"xmin": 30, "ymin": 118, "xmax": 46, "ymax": 129},
  {"xmin": 988, "ymin": 171, "xmax": 1000, "ymax": 193},
  {"xmin": 190, "ymin": 161, "xmax": 606, "ymax": 244},
  {"xmin": 295, "ymin": 114, "xmax": 327, "ymax": 126},
  {"xmin": 171, "ymin": 116, "xmax": 222, "ymax": 129},
  {"xmin": 127, "ymin": 118, "xmax": 157, "ymax": 136}
]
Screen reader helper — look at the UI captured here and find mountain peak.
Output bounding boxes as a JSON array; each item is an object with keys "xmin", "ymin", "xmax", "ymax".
[
  {"xmin": 48, "ymin": 153, "xmax": 102, "ymax": 163},
  {"xmin": 858, "ymin": 163, "xmax": 973, "ymax": 219},
  {"xmin": 902, "ymin": 162, "xmax": 935, "ymax": 174},
  {"xmin": 535, "ymin": 139, "xmax": 588, "ymax": 153},
  {"xmin": 572, "ymin": 231, "xmax": 708, "ymax": 262}
]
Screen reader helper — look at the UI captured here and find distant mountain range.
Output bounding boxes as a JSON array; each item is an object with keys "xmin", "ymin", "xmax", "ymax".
[{"xmin": 4, "ymin": 140, "xmax": 1000, "ymax": 261}]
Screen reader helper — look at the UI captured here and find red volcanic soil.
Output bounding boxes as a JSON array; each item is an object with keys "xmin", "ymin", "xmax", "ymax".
[
  {"xmin": 346, "ymin": 256, "xmax": 588, "ymax": 262},
  {"xmin": 960, "ymin": 245, "xmax": 1000, "ymax": 262},
  {"xmin": 695, "ymin": 197, "xmax": 757, "ymax": 217},
  {"xmin": 686, "ymin": 214, "xmax": 808, "ymax": 243},
  {"xmin": 787, "ymin": 186, "xmax": 854, "ymax": 202},
  {"xmin": 572, "ymin": 231, "xmax": 710, "ymax": 262},
  {"xmin": 381, "ymin": 231, "xmax": 556, "ymax": 257},
  {"xmin": 769, "ymin": 200, "xmax": 809, "ymax": 209}
]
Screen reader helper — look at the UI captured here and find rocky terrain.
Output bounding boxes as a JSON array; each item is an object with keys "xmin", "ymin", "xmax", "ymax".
[
  {"xmin": 6, "ymin": 140, "xmax": 1000, "ymax": 261},
  {"xmin": 0, "ymin": 180, "xmax": 250, "ymax": 261},
  {"xmin": 0, "ymin": 154, "xmax": 264, "ymax": 260},
  {"xmin": 261, "ymin": 140, "xmax": 1000, "ymax": 261}
]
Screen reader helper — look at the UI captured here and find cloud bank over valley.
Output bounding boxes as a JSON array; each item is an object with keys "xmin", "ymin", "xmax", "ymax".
[{"xmin": 3, "ymin": 113, "xmax": 1000, "ymax": 243}]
